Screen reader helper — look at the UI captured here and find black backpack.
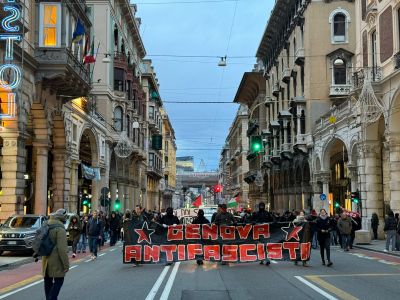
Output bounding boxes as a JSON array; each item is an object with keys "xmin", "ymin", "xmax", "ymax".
[{"xmin": 32, "ymin": 222, "xmax": 64, "ymax": 257}]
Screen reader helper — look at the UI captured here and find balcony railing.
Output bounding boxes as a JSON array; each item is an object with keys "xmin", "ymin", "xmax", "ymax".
[
  {"xmin": 281, "ymin": 68, "xmax": 291, "ymax": 83},
  {"xmin": 330, "ymin": 84, "xmax": 352, "ymax": 96},
  {"xmin": 295, "ymin": 47, "xmax": 305, "ymax": 65},
  {"xmin": 272, "ymin": 82, "xmax": 280, "ymax": 97},
  {"xmin": 352, "ymin": 67, "xmax": 382, "ymax": 90}
]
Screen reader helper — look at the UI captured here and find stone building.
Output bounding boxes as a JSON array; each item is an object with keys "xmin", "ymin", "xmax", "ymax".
[
  {"xmin": 221, "ymin": 105, "xmax": 249, "ymax": 208},
  {"xmin": 160, "ymin": 107, "xmax": 177, "ymax": 209}
]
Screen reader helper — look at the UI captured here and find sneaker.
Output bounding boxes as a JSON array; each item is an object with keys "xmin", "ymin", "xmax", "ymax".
[
  {"xmin": 294, "ymin": 261, "xmax": 298, "ymax": 266},
  {"xmin": 90, "ymin": 255, "xmax": 95, "ymax": 260},
  {"xmin": 322, "ymin": 260, "xmax": 326, "ymax": 266},
  {"xmin": 259, "ymin": 261, "xmax": 264, "ymax": 265},
  {"xmin": 383, "ymin": 249, "xmax": 388, "ymax": 252},
  {"xmin": 302, "ymin": 261, "xmax": 308, "ymax": 267},
  {"xmin": 72, "ymin": 253, "xmax": 76, "ymax": 258},
  {"xmin": 327, "ymin": 261, "xmax": 333, "ymax": 267},
  {"xmin": 265, "ymin": 261, "xmax": 271, "ymax": 266}
]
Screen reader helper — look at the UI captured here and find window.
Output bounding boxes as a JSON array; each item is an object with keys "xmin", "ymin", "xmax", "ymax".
[
  {"xmin": 149, "ymin": 106, "xmax": 155, "ymax": 119},
  {"xmin": 39, "ymin": 3, "xmax": 61, "ymax": 47},
  {"xmin": 330, "ymin": 9, "xmax": 350, "ymax": 43},
  {"xmin": 333, "ymin": 59, "xmax": 347, "ymax": 85},
  {"xmin": 113, "ymin": 106, "xmax": 123, "ymax": 132},
  {"xmin": 114, "ymin": 68, "xmax": 124, "ymax": 91},
  {"xmin": 149, "ymin": 153, "xmax": 154, "ymax": 167}
]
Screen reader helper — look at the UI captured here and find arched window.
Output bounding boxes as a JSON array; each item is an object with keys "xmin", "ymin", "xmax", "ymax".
[
  {"xmin": 113, "ymin": 106, "xmax": 123, "ymax": 132},
  {"xmin": 333, "ymin": 58, "xmax": 346, "ymax": 85},
  {"xmin": 329, "ymin": 9, "xmax": 350, "ymax": 43}
]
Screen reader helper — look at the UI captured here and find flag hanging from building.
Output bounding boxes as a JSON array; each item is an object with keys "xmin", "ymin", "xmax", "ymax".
[
  {"xmin": 84, "ymin": 36, "xmax": 96, "ymax": 64},
  {"xmin": 227, "ymin": 196, "xmax": 239, "ymax": 208},
  {"xmin": 192, "ymin": 195, "xmax": 202, "ymax": 207},
  {"xmin": 72, "ymin": 18, "xmax": 85, "ymax": 44}
]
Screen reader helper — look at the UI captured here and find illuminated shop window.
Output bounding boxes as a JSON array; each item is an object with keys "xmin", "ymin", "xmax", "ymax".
[{"xmin": 39, "ymin": 3, "xmax": 61, "ymax": 47}]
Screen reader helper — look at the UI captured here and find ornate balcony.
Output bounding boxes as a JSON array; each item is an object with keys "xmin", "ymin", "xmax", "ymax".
[
  {"xmin": 352, "ymin": 67, "xmax": 382, "ymax": 93},
  {"xmin": 35, "ymin": 48, "xmax": 90, "ymax": 97},
  {"xmin": 280, "ymin": 143, "xmax": 293, "ymax": 160},
  {"xmin": 281, "ymin": 68, "xmax": 291, "ymax": 83},
  {"xmin": 295, "ymin": 47, "xmax": 305, "ymax": 66},
  {"xmin": 147, "ymin": 164, "xmax": 163, "ymax": 179},
  {"xmin": 272, "ymin": 82, "xmax": 280, "ymax": 97}
]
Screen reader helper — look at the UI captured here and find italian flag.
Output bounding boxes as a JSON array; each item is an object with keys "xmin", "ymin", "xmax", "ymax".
[
  {"xmin": 227, "ymin": 196, "xmax": 239, "ymax": 208},
  {"xmin": 192, "ymin": 195, "xmax": 202, "ymax": 208},
  {"xmin": 84, "ymin": 37, "xmax": 96, "ymax": 64}
]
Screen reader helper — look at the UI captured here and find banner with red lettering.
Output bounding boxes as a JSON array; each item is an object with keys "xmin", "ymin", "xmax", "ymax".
[{"xmin": 123, "ymin": 221, "xmax": 311, "ymax": 264}]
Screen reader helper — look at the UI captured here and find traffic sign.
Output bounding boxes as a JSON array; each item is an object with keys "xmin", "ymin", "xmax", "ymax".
[{"xmin": 320, "ymin": 193, "xmax": 327, "ymax": 201}]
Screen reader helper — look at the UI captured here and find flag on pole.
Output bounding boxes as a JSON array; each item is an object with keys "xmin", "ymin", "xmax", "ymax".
[
  {"xmin": 84, "ymin": 37, "xmax": 96, "ymax": 64},
  {"xmin": 192, "ymin": 195, "xmax": 202, "ymax": 208},
  {"xmin": 72, "ymin": 18, "xmax": 85, "ymax": 44},
  {"xmin": 227, "ymin": 195, "xmax": 239, "ymax": 208}
]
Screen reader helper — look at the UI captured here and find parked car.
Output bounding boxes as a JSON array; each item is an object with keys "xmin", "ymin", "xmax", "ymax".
[{"xmin": 0, "ymin": 214, "xmax": 46, "ymax": 255}]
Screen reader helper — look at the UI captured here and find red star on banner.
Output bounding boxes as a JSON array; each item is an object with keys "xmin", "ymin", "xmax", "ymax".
[
  {"xmin": 281, "ymin": 222, "xmax": 303, "ymax": 241},
  {"xmin": 134, "ymin": 222, "xmax": 155, "ymax": 244}
]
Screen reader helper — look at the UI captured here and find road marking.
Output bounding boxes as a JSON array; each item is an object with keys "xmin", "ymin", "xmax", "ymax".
[
  {"xmin": 109, "ymin": 248, "xmax": 117, "ymax": 252},
  {"xmin": 270, "ymin": 260, "xmax": 278, "ymax": 264},
  {"xmin": 316, "ymin": 273, "xmax": 400, "ymax": 278},
  {"xmin": 0, "ymin": 275, "xmax": 42, "ymax": 295},
  {"xmin": 0, "ymin": 279, "xmax": 43, "ymax": 299},
  {"xmin": 69, "ymin": 265, "xmax": 78, "ymax": 270},
  {"xmin": 305, "ymin": 276, "xmax": 359, "ymax": 300},
  {"xmin": 84, "ymin": 258, "xmax": 93, "ymax": 262},
  {"xmin": 98, "ymin": 253, "xmax": 106, "ymax": 257},
  {"xmin": 160, "ymin": 262, "xmax": 181, "ymax": 300},
  {"xmin": 145, "ymin": 265, "xmax": 171, "ymax": 300},
  {"xmin": 295, "ymin": 276, "xmax": 338, "ymax": 300}
]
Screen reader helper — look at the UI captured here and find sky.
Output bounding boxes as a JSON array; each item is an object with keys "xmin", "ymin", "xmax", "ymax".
[{"xmin": 136, "ymin": 0, "xmax": 273, "ymax": 171}]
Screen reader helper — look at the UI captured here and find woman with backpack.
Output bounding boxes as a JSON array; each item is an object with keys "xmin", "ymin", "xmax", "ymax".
[{"xmin": 67, "ymin": 215, "xmax": 81, "ymax": 258}]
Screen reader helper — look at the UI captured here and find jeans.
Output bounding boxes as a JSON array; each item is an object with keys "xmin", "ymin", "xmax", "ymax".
[
  {"xmin": 44, "ymin": 275, "xmax": 64, "ymax": 300},
  {"xmin": 319, "ymin": 237, "xmax": 331, "ymax": 262},
  {"xmin": 88, "ymin": 236, "xmax": 99, "ymax": 257},
  {"xmin": 77, "ymin": 234, "xmax": 87, "ymax": 252},
  {"xmin": 342, "ymin": 234, "xmax": 350, "ymax": 250},
  {"xmin": 372, "ymin": 227, "xmax": 378, "ymax": 240},
  {"xmin": 385, "ymin": 230, "xmax": 396, "ymax": 251},
  {"xmin": 330, "ymin": 231, "xmax": 338, "ymax": 245},
  {"xmin": 312, "ymin": 231, "xmax": 318, "ymax": 249}
]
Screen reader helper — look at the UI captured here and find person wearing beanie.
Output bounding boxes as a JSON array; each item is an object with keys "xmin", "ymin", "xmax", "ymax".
[
  {"xmin": 192, "ymin": 209, "xmax": 210, "ymax": 265},
  {"xmin": 42, "ymin": 208, "xmax": 69, "ymax": 300},
  {"xmin": 293, "ymin": 211, "xmax": 311, "ymax": 267}
]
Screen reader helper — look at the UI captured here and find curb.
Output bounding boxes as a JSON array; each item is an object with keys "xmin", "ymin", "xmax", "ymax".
[
  {"xmin": 354, "ymin": 245, "xmax": 400, "ymax": 257},
  {"xmin": 0, "ymin": 257, "xmax": 34, "ymax": 271}
]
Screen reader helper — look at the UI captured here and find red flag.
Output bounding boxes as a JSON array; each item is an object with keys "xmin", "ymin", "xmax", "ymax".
[{"xmin": 192, "ymin": 195, "xmax": 202, "ymax": 207}]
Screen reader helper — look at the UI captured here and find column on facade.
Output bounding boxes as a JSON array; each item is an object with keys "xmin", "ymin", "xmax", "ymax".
[
  {"xmin": 129, "ymin": 185, "xmax": 136, "ymax": 209},
  {"xmin": 389, "ymin": 135, "xmax": 400, "ymax": 213},
  {"xmin": 146, "ymin": 177, "xmax": 152, "ymax": 210},
  {"xmin": 0, "ymin": 136, "xmax": 26, "ymax": 220},
  {"xmin": 34, "ymin": 143, "xmax": 49, "ymax": 215},
  {"xmin": 69, "ymin": 160, "xmax": 79, "ymax": 213},
  {"xmin": 117, "ymin": 182, "xmax": 124, "ymax": 211},
  {"xmin": 51, "ymin": 148, "xmax": 70, "ymax": 211},
  {"xmin": 295, "ymin": 186, "xmax": 303, "ymax": 211},
  {"xmin": 110, "ymin": 181, "xmax": 117, "ymax": 210},
  {"xmin": 358, "ymin": 142, "xmax": 384, "ymax": 230},
  {"xmin": 321, "ymin": 173, "xmax": 330, "ymax": 213},
  {"xmin": 91, "ymin": 176, "xmax": 101, "ymax": 211},
  {"xmin": 347, "ymin": 164, "xmax": 359, "ymax": 212},
  {"xmin": 296, "ymin": 104, "xmax": 305, "ymax": 136},
  {"xmin": 123, "ymin": 184, "xmax": 129, "ymax": 210}
]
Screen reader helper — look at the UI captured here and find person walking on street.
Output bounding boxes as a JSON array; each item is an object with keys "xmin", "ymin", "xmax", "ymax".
[
  {"xmin": 67, "ymin": 215, "xmax": 81, "ymax": 258},
  {"xmin": 77, "ymin": 215, "xmax": 88, "ymax": 253},
  {"xmin": 109, "ymin": 211, "xmax": 120, "ymax": 246},
  {"xmin": 215, "ymin": 204, "xmax": 235, "ymax": 265},
  {"xmin": 337, "ymin": 213, "xmax": 352, "ymax": 252},
  {"xmin": 316, "ymin": 209, "xmax": 333, "ymax": 266},
  {"xmin": 384, "ymin": 210, "xmax": 397, "ymax": 252},
  {"xmin": 87, "ymin": 210, "xmax": 103, "ymax": 260},
  {"xmin": 192, "ymin": 209, "xmax": 210, "ymax": 265},
  {"xmin": 42, "ymin": 209, "xmax": 69, "ymax": 300},
  {"xmin": 160, "ymin": 207, "xmax": 180, "ymax": 265},
  {"xmin": 371, "ymin": 212, "xmax": 379, "ymax": 240},
  {"xmin": 211, "ymin": 204, "xmax": 222, "ymax": 223},
  {"xmin": 294, "ymin": 210, "xmax": 311, "ymax": 267},
  {"xmin": 252, "ymin": 202, "xmax": 273, "ymax": 266}
]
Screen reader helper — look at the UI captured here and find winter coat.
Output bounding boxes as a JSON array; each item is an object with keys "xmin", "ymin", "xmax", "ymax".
[
  {"xmin": 81, "ymin": 220, "xmax": 88, "ymax": 237},
  {"xmin": 160, "ymin": 214, "xmax": 180, "ymax": 226},
  {"xmin": 109, "ymin": 215, "xmax": 120, "ymax": 231},
  {"xmin": 371, "ymin": 215, "xmax": 379, "ymax": 229},
  {"xmin": 316, "ymin": 216, "xmax": 332, "ymax": 240},
  {"xmin": 132, "ymin": 212, "xmax": 149, "ymax": 226},
  {"xmin": 67, "ymin": 218, "xmax": 81, "ymax": 241},
  {"xmin": 87, "ymin": 217, "xmax": 104, "ymax": 237},
  {"xmin": 384, "ymin": 216, "xmax": 397, "ymax": 231},
  {"xmin": 337, "ymin": 217, "xmax": 352, "ymax": 235},
  {"xmin": 252, "ymin": 210, "xmax": 273, "ymax": 223},
  {"xmin": 42, "ymin": 216, "xmax": 69, "ymax": 278},
  {"xmin": 214, "ymin": 211, "xmax": 235, "ymax": 225},
  {"xmin": 192, "ymin": 216, "xmax": 210, "ymax": 225}
]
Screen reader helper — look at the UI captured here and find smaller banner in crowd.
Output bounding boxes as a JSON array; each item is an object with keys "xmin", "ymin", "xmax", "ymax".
[{"xmin": 123, "ymin": 221, "xmax": 311, "ymax": 264}]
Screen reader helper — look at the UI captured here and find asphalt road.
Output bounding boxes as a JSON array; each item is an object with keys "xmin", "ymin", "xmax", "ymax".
[{"xmin": 0, "ymin": 244, "xmax": 400, "ymax": 300}]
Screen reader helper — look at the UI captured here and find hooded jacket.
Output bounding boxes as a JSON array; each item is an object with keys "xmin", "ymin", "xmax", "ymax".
[
  {"xmin": 160, "ymin": 208, "xmax": 180, "ymax": 226},
  {"xmin": 42, "ymin": 215, "xmax": 69, "ymax": 278}
]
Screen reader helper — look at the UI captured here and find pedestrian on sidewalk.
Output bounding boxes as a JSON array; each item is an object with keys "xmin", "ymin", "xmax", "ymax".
[
  {"xmin": 308, "ymin": 210, "xmax": 318, "ymax": 249},
  {"xmin": 316, "ymin": 209, "xmax": 333, "ymax": 266},
  {"xmin": 42, "ymin": 208, "xmax": 69, "ymax": 300},
  {"xmin": 337, "ymin": 213, "xmax": 352, "ymax": 252},
  {"xmin": 294, "ymin": 210, "xmax": 311, "ymax": 267},
  {"xmin": 384, "ymin": 210, "xmax": 397, "ymax": 252},
  {"xmin": 192, "ymin": 209, "xmax": 210, "ymax": 265},
  {"xmin": 87, "ymin": 210, "xmax": 103, "ymax": 260},
  {"xmin": 109, "ymin": 211, "xmax": 120, "ymax": 246},
  {"xmin": 67, "ymin": 215, "xmax": 81, "ymax": 258},
  {"xmin": 77, "ymin": 215, "xmax": 88, "ymax": 253},
  {"xmin": 371, "ymin": 213, "xmax": 379, "ymax": 240}
]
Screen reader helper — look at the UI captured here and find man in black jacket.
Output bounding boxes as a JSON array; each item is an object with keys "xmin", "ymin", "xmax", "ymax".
[
  {"xmin": 160, "ymin": 207, "xmax": 180, "ymax": 226},
  {"xmin": 384, "ymin": 210, "xmax": 397, "ymax": 252},
  {"xmin": 192, "ymin": 209, "xmax": 210, "ymax": 265},
  {"xmin": 87, "ymin": 210, "xmax": 104, "ymax": 260},
  {"xmin": 109, "ymin": 211, "xmax": 120, "ymax": 246},
  {"xmin": 252, "ymin": 202, "xmax": 273, "ymax": 266}
]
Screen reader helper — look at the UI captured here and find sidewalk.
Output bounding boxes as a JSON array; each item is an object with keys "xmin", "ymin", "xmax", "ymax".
[{"xmin": 354, "ymin": 239, "xmax": 400, "ymax": 257}]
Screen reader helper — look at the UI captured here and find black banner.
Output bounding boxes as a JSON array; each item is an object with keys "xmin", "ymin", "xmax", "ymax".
[{"xmin": 123, "ymin": 221, "xmax": 311, "ymax": 264}]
